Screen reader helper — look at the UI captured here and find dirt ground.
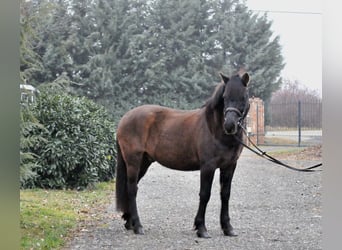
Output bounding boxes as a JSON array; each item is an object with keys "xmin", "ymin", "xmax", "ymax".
[
  {"xmin": 64, "ymin": 146, "xmax": 322, "ymax": 250},
  {"xmin": 275, "ymin": 145, "xmax": 322, "ymax": 161}
]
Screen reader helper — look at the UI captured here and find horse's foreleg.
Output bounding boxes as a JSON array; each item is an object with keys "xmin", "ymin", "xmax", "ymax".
[
  {"xmin": 194, "ymin": 168, "xmax": 215, "ymax": 238},
  {"xmin": 126, "ymin": 165, "xmax": 144, "ymax": 235},
  {"xmin": 220, "ymin": 164, "xmax": 237, "ymax": 236}
]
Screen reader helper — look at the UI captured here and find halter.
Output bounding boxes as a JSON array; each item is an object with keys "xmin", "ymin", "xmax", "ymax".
[{"xmin": 223, "ymin": 103, "xmax": 250, "ymax": 123}]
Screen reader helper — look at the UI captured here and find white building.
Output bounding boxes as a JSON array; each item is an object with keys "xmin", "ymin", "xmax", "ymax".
[{"xmin": 20, "ymin": 84, "xmax": 39, "ymax": 104}]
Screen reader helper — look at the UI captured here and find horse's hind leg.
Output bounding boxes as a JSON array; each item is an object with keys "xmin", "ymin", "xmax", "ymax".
[
  {"xmin": 138, "ymin": 153, "xmax": 152, "ymax": 183},
  {"xmin": 124, "ymin": 153, "xmax": 153, "ymax": 235},
  {"xmin": 122, "ymin": 162, "xmax": 150, "ymax": 231},
  {"xmin": 122, "ymin": 212, "xmax": 133, "ymax": 230},
  {"xmin": 124, "ymin": 162, "xmax": 144, "ymax": 235}
]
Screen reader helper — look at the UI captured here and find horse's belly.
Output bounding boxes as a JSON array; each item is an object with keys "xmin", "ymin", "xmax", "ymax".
[
  {"xmin": 152, "ymin": 148, "xmax": 200, "ymax": 171},
  {"xmin": 156, "ymin": 159, "xmax": 200, "ymax": 171},
  {"xmin": 148, "ymin": 129, "xmax": 200, "ymax": 171}
]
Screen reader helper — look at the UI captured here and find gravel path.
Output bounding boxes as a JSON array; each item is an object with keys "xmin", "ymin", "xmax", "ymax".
[{"xmin": 64, "ymin": 147, "xmax": 322, "ymax": 250}]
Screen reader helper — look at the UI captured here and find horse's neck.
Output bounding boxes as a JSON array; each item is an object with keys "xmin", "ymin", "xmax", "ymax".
[{"xmin": 204, "ymin": 106, "xmax": 225, "ymax": 137}]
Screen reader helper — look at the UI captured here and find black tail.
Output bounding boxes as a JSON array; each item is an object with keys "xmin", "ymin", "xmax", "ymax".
[{"xmin": 116, "ymin": 141, "xmax": 128, "ymax": 213}]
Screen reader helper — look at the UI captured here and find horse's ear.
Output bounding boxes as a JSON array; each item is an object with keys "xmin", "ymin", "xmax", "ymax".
[
  {"xmin": 219, "ymin": 72, "xmax": 229, "ymax": 84},
  {"xmin": 241, "ymin": 72, "xmax": 250, "ymax": 87}
]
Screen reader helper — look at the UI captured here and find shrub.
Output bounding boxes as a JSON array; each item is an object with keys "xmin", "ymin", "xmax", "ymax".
[
  {"xmin": 20, "ymin": 104, "xmax": 47, "ymax": 188},
  {"xmin": 20, "ymin": 88, "xmax": 116, "ymax": 189}
]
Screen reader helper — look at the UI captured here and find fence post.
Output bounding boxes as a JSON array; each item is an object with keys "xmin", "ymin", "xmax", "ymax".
[
  {"xmin": 298, "ymin": 101, "xmax": 302, "ymax": 147},
  {"xmin": 256, "ymin": 103, "xmax": 259, "ymax": 145}
]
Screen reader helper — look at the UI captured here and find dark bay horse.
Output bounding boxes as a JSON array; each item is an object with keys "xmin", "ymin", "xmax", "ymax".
[{"xmin": 116, "ymin": 72, "xmax": 250, "ymax": 238}]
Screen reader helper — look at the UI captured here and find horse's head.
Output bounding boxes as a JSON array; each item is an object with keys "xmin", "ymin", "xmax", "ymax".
[{"xmin": 220, "ymin": 72, "xmax": 250, "ymax": 135}]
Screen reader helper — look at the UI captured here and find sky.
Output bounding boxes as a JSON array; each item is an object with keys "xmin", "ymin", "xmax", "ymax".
[{"xmin": 245, "ymin": 0, "xmax": 322, "ymax": 96}]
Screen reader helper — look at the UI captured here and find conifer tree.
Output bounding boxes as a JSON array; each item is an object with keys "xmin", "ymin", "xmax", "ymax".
[
  {"xmin": 21, "ymin": 0, "xmax": 285, "ymax": 119},
  {"xmin": 20, "ymin": 0, "xmax": 46, "ymax": 85},
  {"xmin": 36, "ymin": 0, "xmax": 72, "ymax": 85},
  {"xmin": 212, "ymin": 1, "xmax": 284, "ymax": 100}
]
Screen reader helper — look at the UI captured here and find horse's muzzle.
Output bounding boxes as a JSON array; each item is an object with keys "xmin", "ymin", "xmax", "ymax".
[{"xmin": 223, "ymin": 121, "xmax": 238, "ymax": 135}]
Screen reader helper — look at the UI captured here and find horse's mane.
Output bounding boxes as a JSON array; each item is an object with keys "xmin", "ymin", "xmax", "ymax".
[
  {"xmin": 203, "ymin": 82, "xmax": 225, "ymax": 111},
  {"xmin": 203, "ymin": 82, "xmax": 226, "ymax": 134}
]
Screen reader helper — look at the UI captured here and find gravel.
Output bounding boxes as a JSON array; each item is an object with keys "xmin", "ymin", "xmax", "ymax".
[{"xmin": 64, "ymin": 147, "xmax": 322, "ymax": 250}]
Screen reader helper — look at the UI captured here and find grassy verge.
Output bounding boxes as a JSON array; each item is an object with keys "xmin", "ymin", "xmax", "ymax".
[
  {"xmin": 264, "ymin": 136, "xmax": 297, "ymax": 145},
  {"xmin": 266, "ymin": 147, "xmax": 304, "ymax": 155},
  {"xmin": 20, "ymin": 181, "xmax": 114, "ymax": 250},
  {"xmin": 267, "ymin": 145, "xmax": 322, "ymax": 161}
]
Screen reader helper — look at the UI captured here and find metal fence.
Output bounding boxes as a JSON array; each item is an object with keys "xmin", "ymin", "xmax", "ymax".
[{"xmin": 258, "ymin": 101, "xmax": 322, "ymax": 146}]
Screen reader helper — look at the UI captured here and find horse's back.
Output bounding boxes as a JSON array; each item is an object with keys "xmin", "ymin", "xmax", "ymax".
[
  {"xmin": 117, "ymin": 104, "xmax": 199, "ymax": 135},
  {"xmin": 118, "ymin": 104, "xmax": 186, "ymax": 133}
]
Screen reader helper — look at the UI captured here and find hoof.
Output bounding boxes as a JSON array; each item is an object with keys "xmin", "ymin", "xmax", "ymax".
[
  {"xmin": 134, "ymin": 226, "xmax": 145, "ymax": 235},
  {"xmin": 197, "ymin": 229, "xmax": 211, "ymax": 238},
  {"xmin": 223, "ymin": 228, "xmax": 238, "ymax": 237},
  {"xmin": 124, "ymin": 221, "xmax": 133, "ymax": 230}
]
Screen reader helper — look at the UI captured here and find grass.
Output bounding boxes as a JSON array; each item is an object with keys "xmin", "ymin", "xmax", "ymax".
[
  {"xmin": 264, "ymin": 136, "xmax": 298, "ymax": 145},
  {"xmin": 265, "ymin": 126, "xmax": 322, "ymax": 131},
  {"xmin": 267, "ymin": 145, "xmax": 322, "ymax": 161},
  {"xmin": 20, "ymin": 181, "xmax": 114, "ymax": 250},
  {"xmin": 266, "ymin": 147, "xmax": 304, "ymax": 156}
]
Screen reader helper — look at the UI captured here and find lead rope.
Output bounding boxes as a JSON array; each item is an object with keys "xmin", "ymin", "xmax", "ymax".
[{"xmin": 235, "ymin": 123, "xmax": 322, "ymax": 172}]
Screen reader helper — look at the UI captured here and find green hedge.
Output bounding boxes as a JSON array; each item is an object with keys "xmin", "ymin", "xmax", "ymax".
[{"xmin": 20, "ymin": 89, "xmax": 116, "ymax": 189}]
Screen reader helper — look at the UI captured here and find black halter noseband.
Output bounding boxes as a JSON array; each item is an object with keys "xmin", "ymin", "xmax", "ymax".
[{"xmin": 223, "ymin": 103, "xmax": 250, "ymax": 123}]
